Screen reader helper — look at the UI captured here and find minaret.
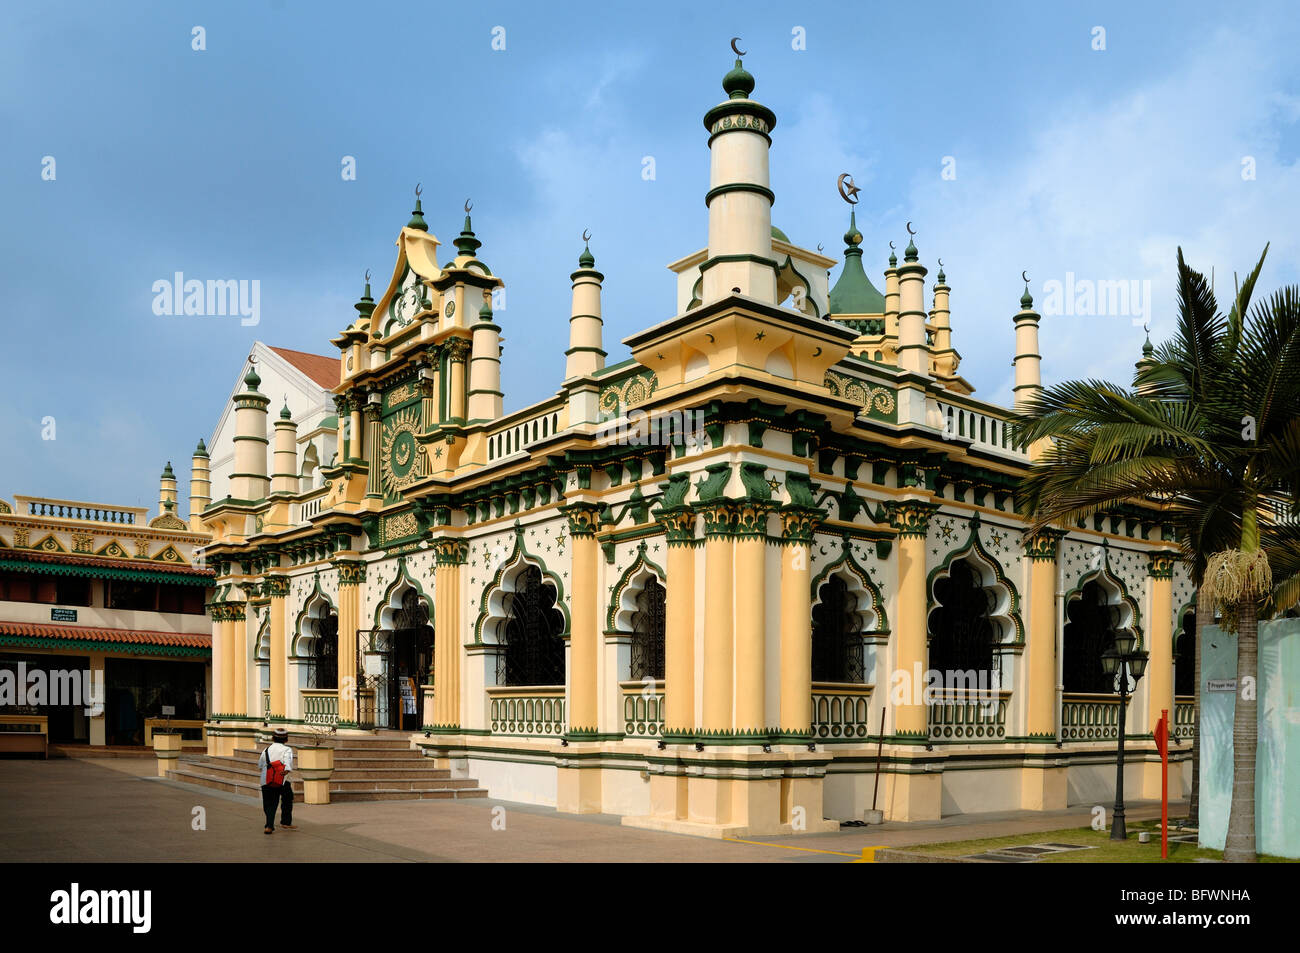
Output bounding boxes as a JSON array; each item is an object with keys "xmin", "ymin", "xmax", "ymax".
[
  {"xmin": 1134, "ymin": 332, "xmax": 1156, "ymax": 394},
  {"xmin": 188, "ymin": 439, "xmax": 211, "ymax": 531},
  {"xmin": 158, "ymin": 462, "xmax": 177, "ymax": 517},
  {"xmin": 565, "ymin": 240, "xmax": 606, "ymax": 381},
  {"xmin": 564, "ymin": 240, "xmax": 606, "ymax": 426},
  {"xmin": 896, "ymin": 233, "xmax": 929, "ymax": 375},
  {"xmin": 271, "ymin": 402, "xmax": 299, "ymax": 496},
  {"xmin": 699, "ymin": 53, "xmax": 778, "ymax": 306},
  {"xmin": 230, "ymin": 364, "xmax": 270, "ymax": 502},
  {"xmin": 929, "ymin": 262, "xmax": 959, "ymax": 379},
  {"xmin": 883, "ymin": 245, "xmax": 900, "ymax": 360},
  {"xmin": 1012, "ymin": 284, "xmax": 1042, "ymax": 411},
  {"xmin": 467, "ymin": 298, "xmax": 504, "ymax": 422}
]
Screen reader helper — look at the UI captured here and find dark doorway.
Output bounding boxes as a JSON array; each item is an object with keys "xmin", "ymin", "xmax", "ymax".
[
  {"xmin": 499, "ymin": 566, "xmax": 565, "ymax": 686},
  {"xmin": 392, "ymin": 590, "xmax": 433, "ymax": 731},
  {"xmin": 630, "ymin": 577, "xmax": 666, "ymax": 682},
  {"xmin": 812, "ymin": 575, "xmax": 864, "ymax": 682},
  {"xmin": 1175, "ymin": 609, "xmax": 1196, "ymax": 697},
  {"xmin": 928, "ymin": 559, "xmax": 996, "ymax": 678},
  {"xmin": 0, "ymin": 653, "xmax": 91, "ymax": 744},
  {"xmin": 1063, "ymin": 580, "xmax": 1122, "ymax": 693}
]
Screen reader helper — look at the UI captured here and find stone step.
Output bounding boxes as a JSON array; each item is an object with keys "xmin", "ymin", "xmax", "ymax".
[
  {"xmin": 232, "ymin": 746, "xmax": 424, "ymax": 762},
  {"xmin": 181, "ymin": 756, "xmax": 452, "ymax": 783},
  {"xmin": 167, "ymin": 766, "xmax": 487, "ymax": 802}
]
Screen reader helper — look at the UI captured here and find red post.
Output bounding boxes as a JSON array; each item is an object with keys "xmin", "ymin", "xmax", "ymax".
[{"xmin": 1155, "ymin": 709, "xmax": 1169, "ymax": 859}]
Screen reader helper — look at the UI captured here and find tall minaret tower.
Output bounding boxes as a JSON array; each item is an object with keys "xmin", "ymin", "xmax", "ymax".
[
  {"xmin": 564, "ymin": 239, "xmax": 606, "ymax": 426},
  {"xmin": 896, "ymin": 232, "xmax": 929, "ymax": 375},
  {"xmin": 188, "ymin": 439, "xmax": 211, "ymax": 531},
  {"xmin": 230, "ymin": 364, "xmax": 270, "ymax": 502},
  {"xmin": 271, "ymin": 403, "xmax": 299, "ymax": 496},
  {"xmin": 1012, "ymin": 282, "xmax": 1042, "ymax": 412},
  {"xmin": 699, "ymin": 49, "xmax": 778, "ymax": 306},
  {"xmin": 882, "ymin": 244, "xmax": 900, "ymax": 362},
  {"xmin": 158, "ymin": 462, "xmax": 177, "ymax": 517},
  {"xmin": 467, "ymin": 298, "xmax": 504, "ymax": 423}
]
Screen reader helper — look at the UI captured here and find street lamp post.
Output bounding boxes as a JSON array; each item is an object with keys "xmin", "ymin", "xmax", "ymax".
[{"xmin": 1100, "ymin": 632, "xmax": 1149, "ymax": 841}]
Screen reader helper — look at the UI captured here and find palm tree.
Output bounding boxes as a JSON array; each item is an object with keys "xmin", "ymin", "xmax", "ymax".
[{"xmin": 1010, "ymin": 246, "xmax": 1300, "ymax": 863}]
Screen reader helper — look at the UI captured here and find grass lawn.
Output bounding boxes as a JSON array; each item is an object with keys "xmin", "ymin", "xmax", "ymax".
[{"xmin": 905, "ymin": 819, "xmax": 1293, "ymax": 863}]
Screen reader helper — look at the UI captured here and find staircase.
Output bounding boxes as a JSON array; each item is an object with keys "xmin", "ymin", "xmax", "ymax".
[{"xmin": 166, "ymin": 732, "xmax": 487, "ymax": 802}]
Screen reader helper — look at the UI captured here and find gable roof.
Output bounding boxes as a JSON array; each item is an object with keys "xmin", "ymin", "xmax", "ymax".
[{"xmin": 268, "ymin": 347, "xmax": 340, "ymax": 390}]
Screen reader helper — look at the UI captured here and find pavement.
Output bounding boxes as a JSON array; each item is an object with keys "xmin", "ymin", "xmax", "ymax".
[{"xmin": 0, "ymin": 757, "xmax": 1187, "ymax": 863}]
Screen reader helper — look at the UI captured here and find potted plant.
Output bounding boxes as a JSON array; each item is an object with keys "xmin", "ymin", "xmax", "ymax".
[{"xmin": 297, "ymin": 725, "xmax": 336, "ymax": 804}]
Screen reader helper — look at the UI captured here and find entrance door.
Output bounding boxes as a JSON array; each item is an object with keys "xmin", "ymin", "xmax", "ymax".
[{"xmin": 392, "ymin": 591, "xmax": 433, "ymax": 731}]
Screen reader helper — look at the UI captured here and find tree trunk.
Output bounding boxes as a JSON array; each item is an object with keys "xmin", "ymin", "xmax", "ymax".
[
  {"xmin": 1222, "ymin": 595, "xmax": 1258, "ymax": 862},
  {"xmin": 1188, "ymin": 586, "xmax": 1210, "ymax": 824}
]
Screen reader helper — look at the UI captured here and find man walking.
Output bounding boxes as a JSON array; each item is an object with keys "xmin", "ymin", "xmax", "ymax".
[{"xmin": 257, "ymin": 728, "xmax": 296, "ymax": 834}]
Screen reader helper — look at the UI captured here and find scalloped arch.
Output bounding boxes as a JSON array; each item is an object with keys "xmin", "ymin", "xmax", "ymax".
[
  {"xmin": 370, "ymin": 555, "xmax": 433, "ymax": 629},
  {"xmin": 810, "ymin": 540, "xmax": 888, "ymax": 634},
  {"xmin": 925, "ymin": 518, "xmax": 1024, "ymax": 644},
  {"xmin": 606, "ymin": 541, "xmax": 667, "ymax": 633},
  {"xmin": 474, "ymin": 526, "xmax": 570, "ymax": 644},
  {"xmin": 290, "ymin": 575, "xmax": 336, "ymax": 657}
]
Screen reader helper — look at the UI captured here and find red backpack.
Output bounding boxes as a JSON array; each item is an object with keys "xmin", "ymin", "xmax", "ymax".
[{"xmin": 264, "ymin": 746, "xmax": 286, "ymax": 786}]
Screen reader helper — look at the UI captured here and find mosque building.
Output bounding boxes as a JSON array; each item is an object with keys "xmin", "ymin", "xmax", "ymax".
[{"xmin": 178, "ymin": 53, "xmax": 1196, "ymax": 834}]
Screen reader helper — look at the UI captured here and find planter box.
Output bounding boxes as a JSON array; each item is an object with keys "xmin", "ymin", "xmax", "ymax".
[
  {"xmin": 298, "ymin": 746, "xmax": 334, "ymax": 805},
  {"xmin": 153, "ymin": 732, "xmax": 183, "ymax": 777}
]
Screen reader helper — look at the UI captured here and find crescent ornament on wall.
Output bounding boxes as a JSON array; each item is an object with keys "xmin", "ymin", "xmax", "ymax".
[{"xmin": 730, "ymin": 37, "xmax": 746, "ymax": 56}]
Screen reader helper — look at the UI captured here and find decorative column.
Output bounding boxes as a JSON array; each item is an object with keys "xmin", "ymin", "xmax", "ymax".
[
  {"xmin": 885, "ymin": 500, "xmax": 940, "ymax": 737},
  {"xmin": 659, "ymin": 509, "xmax": 697, "ymax": 737},
  {"xmin": 158, "ymin": 462, "xmax": 177, "ymax": 517},
  {"xmin": 1021, "ymin": 529, "xmax": 1067, "ymax": 810},
  {"xmin": 267, "ymin": 574, "xmax": 290, "ymax": 721},
  {"xmin": 431, "ymin": 541, "xmax": 467, "ymax": 730},
  {"xmin": 420, "ymin": 350, "xmax": 441, "ymax": 432},
  {"xmin": 364, "ymin": 392, "xmax": 383, "ymax": 499},
  {"xmin": 446, "ymin": 337, "xmax": 470, "ymax": 425},
  {"xmin": 733, "ymin": 501, "xmax": 772, "ymax": 736},
  {"xmin": 335, "ymin": 559, "xmax": 365, "ymax": 728},
  {"xmin": 883, "ymin": 246, "xmax": 900, "ymax": 357},
  {"xmin": 778, "ymin": 505, "xmax": 821, "ymax": 738},
  {"xmin": 467, "ymin": 301, "xmax": 503, "ymax": 423},
  {"xmin": 699, "ymin": 503, "xmax": 737, "ymax": 733},
  {"xmin": 188, "ymin": 439, "xmax": 211, "ymax": 532},
  {"xmin": 1019, "ymin": 530, "xmax": 1061, "ymax": 741},
  {"xmin": 230, "ymin": 367, "xmax": 270, "ymax": 503},
  {"xmin": 562, "ymin": 503, "xmax": 603, "ymax": 736},
  {"xmin": 229, "ymin": 602, "xmax": 248, "ymax": 717},
  {"xmin": 1144, "ymin": 551, "xmax": 1178, "ymax": 798}
]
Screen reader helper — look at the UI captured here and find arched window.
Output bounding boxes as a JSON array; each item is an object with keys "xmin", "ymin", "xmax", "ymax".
[
  {"xmin": 928, "ymin": 559, "xmax": 995, "ymax": 676},
  {"xmin": 630, "ymin": 576, "xmax": 666, "ymax": 681},
  {"xmin": 1063, "ymin": 580, "xmax": 1121, "ymax": 693},
  {"xmin": 307, "ymin": 613, "xmax": 338, "ymax": 689},
  {"xmin": 500, "ymin": 566, "xmax": 565, "ymax": 686},
  {"xmin": 812, "ymin": 575, "xmax": 864, "ymax": 682},
  {"xmin": 1175, "ymin": 609, "xmax": 1196, "ymax": 697}
]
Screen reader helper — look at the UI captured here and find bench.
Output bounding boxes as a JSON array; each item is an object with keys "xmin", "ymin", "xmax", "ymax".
[{"xmin": 0, "ymin": 714, "xmax": 49, "ymax": 758}]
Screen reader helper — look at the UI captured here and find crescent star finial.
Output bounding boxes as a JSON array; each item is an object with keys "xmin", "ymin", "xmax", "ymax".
[
  {"xmin": 730, "ymin": 36, "xmax": 746, "ymax": 56},
  {"xmin": 906, "ymin": 221, "xmax": 916, "ymax": 236},
  {"xmin": 836, "ymin": 172, "xmax": 860, "ymax": 205},
  {"xmin": 582, "ymin": 228, "xmax": 592, "ymax": 243},
  {"xmin": 464, "ymin": 198, "xmax": 472, "ymax": 213},
  {"xmin": 1022, "ymin": 270, "xmax": 1030, "ymax": 284}
]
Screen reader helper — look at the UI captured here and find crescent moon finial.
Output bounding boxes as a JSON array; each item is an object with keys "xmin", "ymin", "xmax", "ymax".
[
  {"xmin": 817, "ymin": 242, "xmax": 824, "ymax": 253},
  {"xmin": 1144, "ymin": 322, "xmax": 1150, "ymax": 334},
  {"xmin": 836, "ymin": 172, "xmax": 861, "ymax": 205},
  {"xmin": 364, "ymin": 268, "xmax": 371, "ymax": 283},
  {"xmin": 464, "ymin": 198, "xmax": 472, "ymax": 213},
  {"xmin": 414, "ymin": 182, "xmax": 422, "ymax": 200},
  {"xmin": 889, "ymin": 241, "xmax": 896, "ymax": 251},
  {"xmin": 730, "ymin": 36, "xmax": 746, "ymax": 57},
  {"xmin": 1022, "ymin": 270, "xmax": 1030, "ymax": 284},
  {"xmin": 582, "ymin": 228, "xmax": 592, "ymax": 243},
  {"xmin": 937, "ymin": 258, "xmax": 944, "ymax": 268},
  {"xmin": 906, "ymin": 221, "xmax": 916, "ymax": 236}
]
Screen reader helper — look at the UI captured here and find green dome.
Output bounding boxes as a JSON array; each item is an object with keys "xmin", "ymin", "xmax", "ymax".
[
  {"xmin": 828, "ymin": 212, "xmax": 885, "ymax": 316},
  {"xmin": 1020, "ymin": 285, "xmax": 1034, "ymax": 310},
  {"xmin": 722, "ymin": 58, "xmax": 755, "ymax": 99},
  {"xmin": 193, "ymin": 438, "xmax": 208, "ymax": 458},
  {"xmin": 244, "ymin": 366, "xmax": 261, "ymax": 390},
  {"xmin": 578, "ymin": 242, "xmax": 595, "ymax": 268},
  {"xmin": 407, "ymin": 196, "xmax": 428, "ymax": 232},
  {"xmin": 770, "ymin": 225, "xmax": 791, "ymax": 244},
  {"xmin": 280, "ymin": 402, "xmax": 292, "ymax": 420}
]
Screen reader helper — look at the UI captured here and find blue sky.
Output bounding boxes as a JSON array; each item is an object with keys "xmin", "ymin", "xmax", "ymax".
[{"xmin": 3, "ymin": 1, "xmax": 1299, "ymax": 512}]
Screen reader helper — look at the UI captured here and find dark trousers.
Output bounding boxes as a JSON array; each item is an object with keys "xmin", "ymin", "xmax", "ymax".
[{"xmin": 261, "ymin": 783, "xmax": 293, "ymax": 829}]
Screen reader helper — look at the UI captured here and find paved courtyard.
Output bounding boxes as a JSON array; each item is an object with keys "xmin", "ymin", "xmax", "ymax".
[{"xmin": 0, "ymin": 757, "xmax": 1184, "ymax": 863}]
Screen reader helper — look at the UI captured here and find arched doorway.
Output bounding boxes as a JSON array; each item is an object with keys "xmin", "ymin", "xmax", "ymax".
[
  {"xmin": 928, "ymin": 559, "xmax": 996, "ymax": 678},
  {"xmin": 1063, "ymin": 580, "xmax": 1124, "ymax": 694},
  {"xmin": 630, "ymin": 576, "xmax": 666, "ymax": 682},
  {"xmin": 392, "ymin": 589, "xmax": 434, "ymax": 731},
  {"xmin": 1175, "ymin": 608, "xmax": 1196, "ymax": 697}
]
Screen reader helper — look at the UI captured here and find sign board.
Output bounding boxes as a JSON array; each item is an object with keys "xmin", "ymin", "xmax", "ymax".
[
  {"xmin": 51, "ymin": 608, "xmax": 77, "ymax": 622},
  {"xmin": 1207, "ymin": 678, "xmax": 1237, "ymax": 693},
  {"xmin": 400, "ymin": 677, "xmax": 417, "ymax": 715},
  {"xmin": 363, "ymin": 653, "xmax": 385, "ymax": 677},
  {"xmin": 161, "ymin": 705, "xmax": 176, "ymax": 717}
]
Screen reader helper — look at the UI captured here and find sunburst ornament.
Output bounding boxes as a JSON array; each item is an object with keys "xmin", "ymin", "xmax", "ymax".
[{"xmin": 381, "ymin": 406, "xmax": 423, "ymax": 494}]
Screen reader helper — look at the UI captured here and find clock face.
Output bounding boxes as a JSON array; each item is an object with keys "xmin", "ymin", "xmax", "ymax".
[
  {"xmin": 392, "ymin": 271, "xmax": 424, "ymax": 326},
  {"xmin": 444, "ymin": 299, "xmax": 455, "ymax": 319}
]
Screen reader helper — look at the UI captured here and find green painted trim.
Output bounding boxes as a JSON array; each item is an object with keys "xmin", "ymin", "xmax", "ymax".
[
  {"xmin": 0, "ymin": 634, "xmax": 210, "ymax": 658},
  {"xmin": 0, "ymin": 557, "xmax": 212, "ymax": 587}
]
